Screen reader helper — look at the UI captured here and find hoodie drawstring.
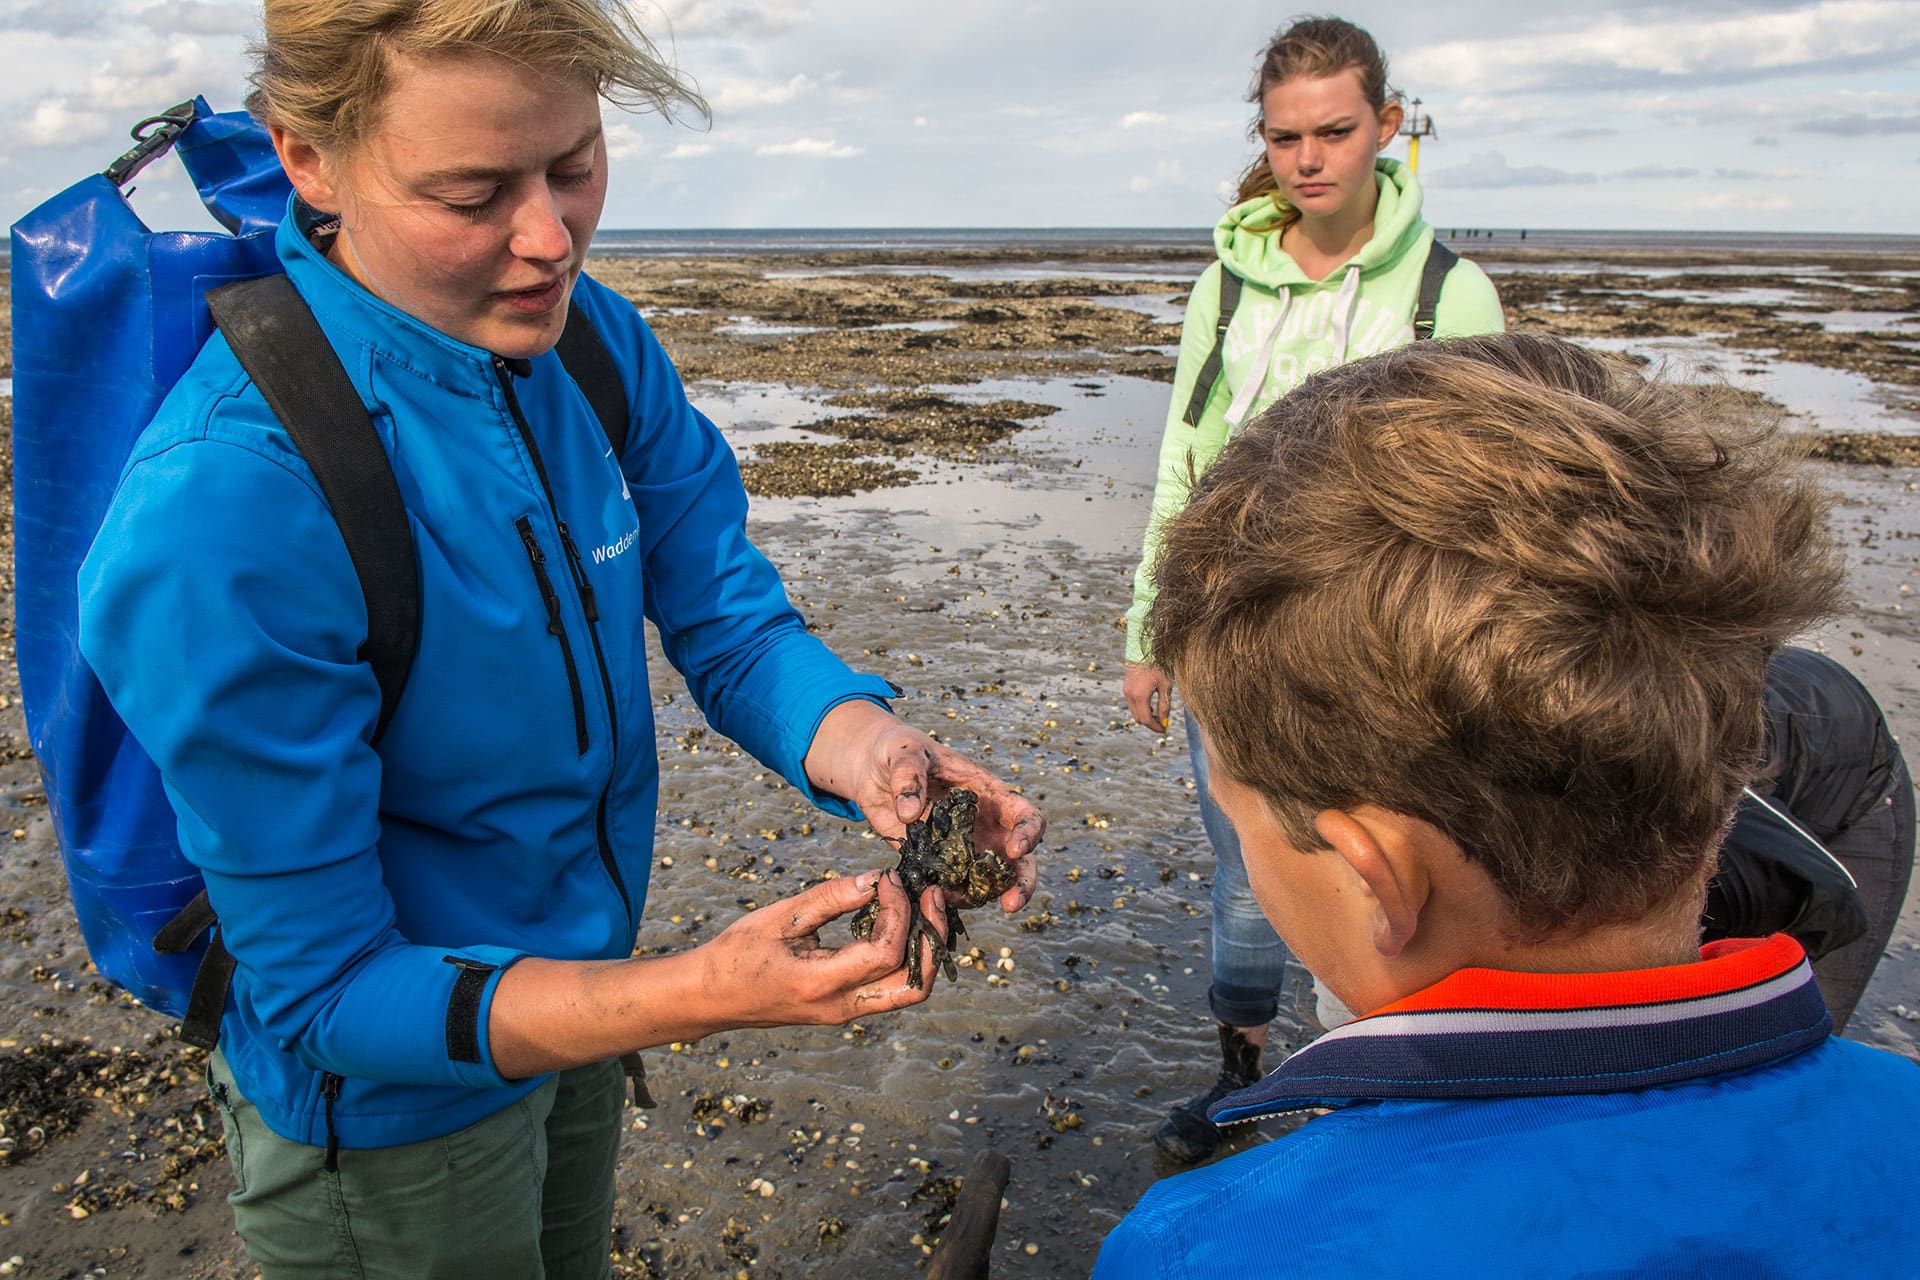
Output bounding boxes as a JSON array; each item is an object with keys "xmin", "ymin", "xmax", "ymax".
[
  {"xmin": 1222, "ymin": 263, "xmax": 1365, "ymax": 431},
  {"xmin": 1223, "ymin": 290, "xmax": 1291, "ymax": 431},
  {"xmin": 1327, "ymin": 263, "xmax": 1362, "ymax": 366}
]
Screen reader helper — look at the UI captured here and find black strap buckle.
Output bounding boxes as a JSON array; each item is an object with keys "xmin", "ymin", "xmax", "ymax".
[{"xmin": 103, "ymin": 100, "xmax": 198, "ymax": 187}]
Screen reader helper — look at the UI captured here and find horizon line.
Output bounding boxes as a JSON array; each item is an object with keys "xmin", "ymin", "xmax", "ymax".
[{"xmin": 588, "ymin": 225, "xmax": 1920, "ymax": 238}]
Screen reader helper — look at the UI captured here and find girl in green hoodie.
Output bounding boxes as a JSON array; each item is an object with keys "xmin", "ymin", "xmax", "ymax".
[{"xmin": 1122, "ymin": 16, "xmax": 1505, "ymax": 1167}]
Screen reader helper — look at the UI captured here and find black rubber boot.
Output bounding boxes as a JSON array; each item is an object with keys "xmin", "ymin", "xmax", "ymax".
[{"xmin": 1153, "ymin": 1022, "xmax": 1263, "ymax": 1166}]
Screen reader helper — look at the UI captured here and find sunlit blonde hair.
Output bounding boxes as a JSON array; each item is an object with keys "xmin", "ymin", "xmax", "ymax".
[
  {"xmin": 1148, "ymin": 335, "xmax": 1844, "ymax": 937},
  {"xmin": 249, "ymin": 0, "xmax": 707, "ymax": 152},
  {"xmin": 1235, "ymin": 15, "xmax": 1396, "ymax": 209}
]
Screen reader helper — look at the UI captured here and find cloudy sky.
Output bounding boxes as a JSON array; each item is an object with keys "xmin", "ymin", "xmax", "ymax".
[{"xmin": 3, "ymin": 0, "xmax": 1916, "ymax": 234}]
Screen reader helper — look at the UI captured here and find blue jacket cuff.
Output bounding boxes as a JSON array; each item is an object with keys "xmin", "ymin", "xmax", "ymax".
[{"xmin": 444, "ymin": 944, "xmax": 532, "ymax": 1086}]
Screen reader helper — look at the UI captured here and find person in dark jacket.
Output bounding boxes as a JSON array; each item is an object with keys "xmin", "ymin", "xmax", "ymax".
[{"xmin": 1711, "ymin": 646, "xmax": 1914, "ymax": 1032}]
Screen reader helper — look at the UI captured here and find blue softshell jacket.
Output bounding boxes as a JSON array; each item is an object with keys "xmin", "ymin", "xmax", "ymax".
[
  {"xmin": 77, "ymin": 201, "xmax": 894, "ymax": 1149},
  {"xmin": 1093, "ymin": 936, "xmax": 1920, "ymax": 1279}
]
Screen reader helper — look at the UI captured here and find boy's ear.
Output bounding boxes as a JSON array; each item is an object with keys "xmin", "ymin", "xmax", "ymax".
[{"xmin": 1315, "ymin": 808, "xmax": 1426, "ymax": 958}]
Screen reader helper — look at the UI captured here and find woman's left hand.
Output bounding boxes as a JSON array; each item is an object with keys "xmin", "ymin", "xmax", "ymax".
[{"xmin": 804, "ymin": 699, "xmax": 1043, "ymax": 911}]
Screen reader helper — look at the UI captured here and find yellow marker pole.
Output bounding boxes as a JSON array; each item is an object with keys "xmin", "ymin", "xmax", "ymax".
[{"xmin": 1408, "ymin": 134, "xmax": 1420, "ymax": 174}]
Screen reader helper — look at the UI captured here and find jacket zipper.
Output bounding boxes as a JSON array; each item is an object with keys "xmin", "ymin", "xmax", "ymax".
[
  {"xmin": 494, "ymin": 358, "xmax": 633, "ymax": 935},
  {"xmin": 515, "ymin": 517, "xmax": 590, "ymax": 754}
]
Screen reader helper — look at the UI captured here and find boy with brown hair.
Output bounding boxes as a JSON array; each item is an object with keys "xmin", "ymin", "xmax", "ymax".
[{"xmin": 1094, "ymin": 334, "xmax": 1920, "ymax": 1278}]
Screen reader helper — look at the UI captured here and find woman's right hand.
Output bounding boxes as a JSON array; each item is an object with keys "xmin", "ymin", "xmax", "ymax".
[
  {"xmin": 487, "ymin": 868, "xmax": 942, "ymax": 1079},
  {"xmin": 698, "ymin": 867, "xmax": 943, "ymax": 1029},
  {"xmin": 1124, "ymin": 661, "xmax": 1175, "ymax": 734}
]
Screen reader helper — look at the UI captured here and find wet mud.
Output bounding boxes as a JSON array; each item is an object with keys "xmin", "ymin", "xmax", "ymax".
[
  {"xmin": 1, "ymin": 247, "xmax": 1917, "ymax": 1277},
  {"xmin": 590, "ymin": 249, "xmax": 1920, "ymax": 503}
]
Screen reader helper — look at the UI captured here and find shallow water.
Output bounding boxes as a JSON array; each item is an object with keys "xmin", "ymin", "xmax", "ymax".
[
  {"xmin": 1479, "ymin": 261, "xmax": 1857, "ymax": 279},
  {"xmin": 734, "ymin": 373, "xmax": 1171, "ymax": 565},
  {"xmin": 1787, "ymin": 310, "xmax": 1917, "ymax": 333},
  {"xmin": 1090, "ymin": 293, "xmax": 1191, "ymax": 326},
  {"xmin": 1625, "ymin": 285, "xmax": 1815, "ymax": 308},
  {"xmin": 1575, "ymin": 335, "xmax": 1920, "ymax": 435},
  {"xmin": 768, "ymin": 263, "xmax": 1198, "ymax": 285}
]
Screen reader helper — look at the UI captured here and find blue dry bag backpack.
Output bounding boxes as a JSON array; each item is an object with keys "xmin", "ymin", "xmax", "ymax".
[
  {"xmin": 10, "ymin": 99, "xmax": 288, "ymax": 1034},
  {"xmin": 10, "ymin": 100, "xmax": 627, "ymax": 1046}
]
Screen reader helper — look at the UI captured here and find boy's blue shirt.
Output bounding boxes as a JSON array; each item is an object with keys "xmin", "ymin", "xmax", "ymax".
[
  {"xmin": 76, "ymin": 200, "xmax": 893, "ymax": 1148},
  {"xmin": 1096, "ymin": 936, "xmax": 1920, "ymax": 1279}
]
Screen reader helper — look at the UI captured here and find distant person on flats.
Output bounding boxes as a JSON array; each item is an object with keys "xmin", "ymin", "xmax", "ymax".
[
  {"xmin": 1095, "ymin": 334, "xmax": 1920, "ymax": 1278},
  {"xmin": 1120, "ymin": 15, "xmax": 1503, "ymax": 1167}
]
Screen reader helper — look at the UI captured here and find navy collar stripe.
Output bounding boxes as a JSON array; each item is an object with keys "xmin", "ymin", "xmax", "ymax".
[
  {"xmin": 1318, "ymin": 959, "xmax": 1808, "ymax": 1025},
  {"xmin": 1303, "ymin": 963, "xmax": 1810, "ymax": 1044},
  {"xmin": 1210, "ymin": 956, "xmax": 1832, "ymax": 1124}
]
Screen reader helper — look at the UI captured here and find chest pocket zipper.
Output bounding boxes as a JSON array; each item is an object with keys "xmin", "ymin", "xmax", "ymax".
[{"xmin": 516, "ymin": 516, "xmax": 590, "ymax": 755}]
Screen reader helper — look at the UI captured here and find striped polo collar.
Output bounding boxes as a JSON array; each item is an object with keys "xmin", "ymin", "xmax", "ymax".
[{"xmin": 1210, "ymin": 934, "xmax": 1832, "ymax": 1127}]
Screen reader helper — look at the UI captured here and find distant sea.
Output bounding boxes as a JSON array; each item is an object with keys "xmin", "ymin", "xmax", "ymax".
[
  {"xmin": 585, "ymin": 226, "xmax": 1920, "ymax": 258},
  {"xmin": 4, "ymin": 227, "xmax": 1917, "ymax": 266}
]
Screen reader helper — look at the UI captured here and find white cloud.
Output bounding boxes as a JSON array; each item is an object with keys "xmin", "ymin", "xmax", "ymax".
[
  {"xmin": 1609, "ymin": 87, "xmax": 1920, "ymax": 120},
  {"xmin": 9, "ymin": 30, "xmax": 251, "ymax": 155},
  {"xmin": 1129, "ymin": 158, "xmax": 1185, "ymax": 194},
  {"xmin": 20, "ymin": 97, "xmax": 111, "ymax": 147},
  {"xmin": 135, "ymin": 1, "xmax": 255, "ymax": 36},
  {"xmin": 1614, "ymin": 164, "xmax": 1699, "ymax": 179},
  {"xmin": 1120, "ymin": 111, "xmax": 1166, "ymax": 129},
  {"xmin": 0, "ymin": 0, "xmax": 109, "ymax": 36},
  {"xmin": 1403, "ymin": 0, "xmax": 1920, "ymax": 93},
  {"xmin": 665, "ymin": 142, "xmax": 714, "ymax": 159},
  {"xmin": 755, "ymin": 136, "xmax": 861, "ymax": 158},
  {"xmin": 1796, "ymin": 112, "xmax": 1920, "ymax": 134},
  {"xmin": 1680, "ymin": 192, "xmax": 1794, "ymax": 211},
  {"xmin": 643, "ymin": 0, "xmax": 812, "ymax": 41},
  {"xmin": 604, "ymin": 122, "xmax": 649, "ymax": 161},
  {"xmin": 707, "ymin": 72, "xmax": 818, "ymax": 113},
  {"xmin": 1426, "ymin": 150, "xmax": 1597, "ymax": 188}
]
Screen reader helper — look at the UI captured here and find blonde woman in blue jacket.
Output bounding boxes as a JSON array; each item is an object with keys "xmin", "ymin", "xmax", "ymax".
[{"xmin": 78, "ymin": 3, "xmax": 1041, "ymax": 1275}]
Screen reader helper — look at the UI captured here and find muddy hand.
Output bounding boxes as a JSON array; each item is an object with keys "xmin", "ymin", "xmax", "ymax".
[
  {"xmin": 802, "ymin": 699, "xmax": 1043, "ymax": 912},
  {"xmin": 920, "ymin": 741, "xmax": 1043, "ymax": 912},
  {"xmin": 699, "ymin": 869, "xmax": 938, "ymax": 1026}
]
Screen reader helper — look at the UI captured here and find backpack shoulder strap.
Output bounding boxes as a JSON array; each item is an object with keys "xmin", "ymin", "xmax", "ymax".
[
  {"xmin": 1179, "ymin": 266, "xmax": 1244, "ymax": 428},
  {"xmin": 554, "ymin": 300, "xmax": 630, "ymax": 459},
  {"xmin": 1413, "ymin": 241, "xmax": 1459, "ymax": 341},
  {"xmin": 206, "ymin": 275, "xmax": 420, "ymax": 745}
]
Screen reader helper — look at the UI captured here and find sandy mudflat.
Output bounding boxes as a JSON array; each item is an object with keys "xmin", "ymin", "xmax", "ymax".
[{"xmin": 0, "ymin": 246, "xmax": 1916, "ymax": 1277}]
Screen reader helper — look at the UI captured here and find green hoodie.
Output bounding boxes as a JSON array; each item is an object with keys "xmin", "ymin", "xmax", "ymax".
[{"xmin": 1124, "ymin": 158, "xmax": 1504, "ymax": 664}]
